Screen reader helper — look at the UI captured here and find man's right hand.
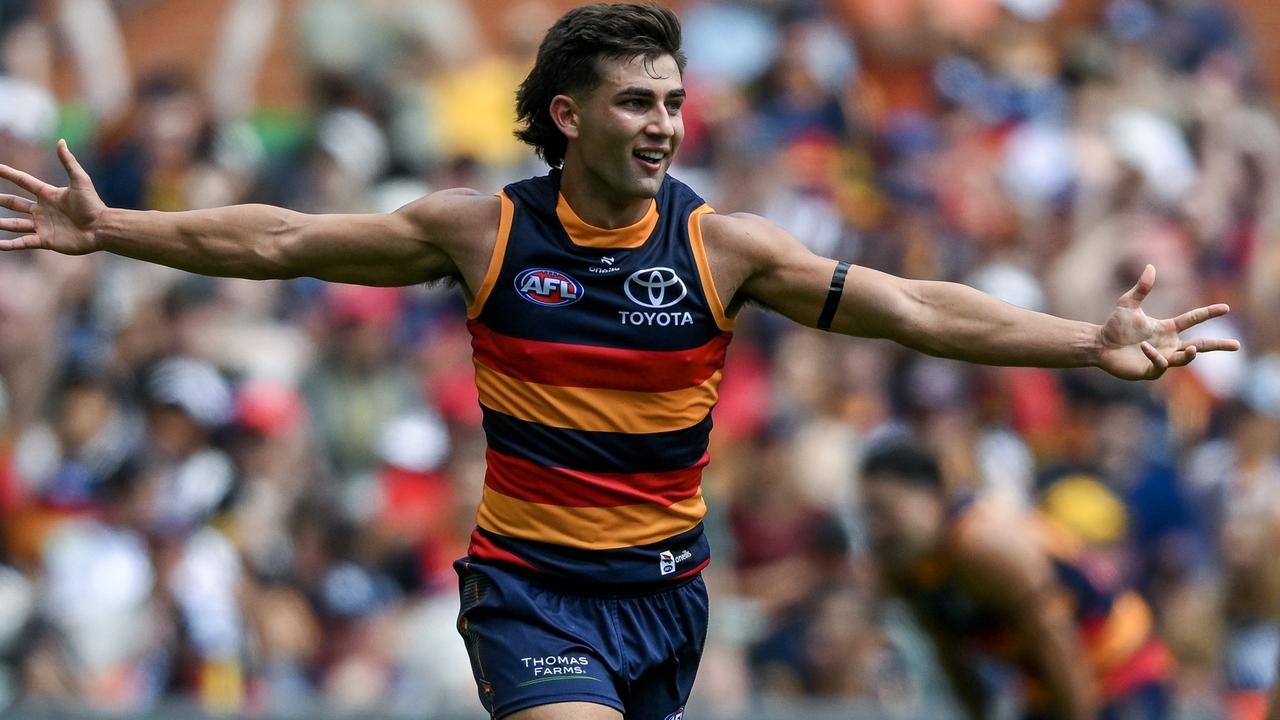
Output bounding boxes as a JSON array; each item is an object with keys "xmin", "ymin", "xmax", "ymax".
[{"xmin": 0, "ymin": 139, "xmax": 105, "ymax": 255}]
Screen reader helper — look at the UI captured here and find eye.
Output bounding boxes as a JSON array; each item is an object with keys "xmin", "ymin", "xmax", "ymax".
[
  {"xmin": 621, "ymin": 99, "xmax": 645, "ymax": 110},
  {"xmin": 666, "ymin": 101, "xmax": 683, "ymax": 115}
]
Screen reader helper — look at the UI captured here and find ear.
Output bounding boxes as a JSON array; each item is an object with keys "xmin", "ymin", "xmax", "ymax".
[{"xmin": 549, "ymin": 94, "xmax": 580, "ymax": 140}]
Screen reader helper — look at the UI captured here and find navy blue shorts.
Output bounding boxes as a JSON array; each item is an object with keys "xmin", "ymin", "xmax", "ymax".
[{"xmin": 455, "ymin": 558, "xmax": 707, "ymax": 719}]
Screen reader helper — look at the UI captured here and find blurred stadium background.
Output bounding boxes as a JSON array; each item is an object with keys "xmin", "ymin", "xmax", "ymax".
[{"xmin": 2, "ymin": 0, "xmax": 1280, "ymax": 718}]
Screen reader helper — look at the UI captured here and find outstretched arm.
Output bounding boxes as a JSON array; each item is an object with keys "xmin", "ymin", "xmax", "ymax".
[
  {"xmin": 702, "ymin": 212, "xmax": 1239, "ymax": 380},
  {"xmin": 0, "ymin": 142, "xmax": 494, "ymax": 287}
]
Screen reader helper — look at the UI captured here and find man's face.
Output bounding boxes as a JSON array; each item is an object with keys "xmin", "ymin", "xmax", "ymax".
[
  {"xmin": 862, "ymin": 475, "xmax": 945, "ymax": 572},
  {"xmin": 568, "ymin": 53, "xmax": 685, "ymax": 201}
]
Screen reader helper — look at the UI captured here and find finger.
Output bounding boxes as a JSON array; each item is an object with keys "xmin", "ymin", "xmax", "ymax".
[
  {"xmin": 0, "ymin": 193, "xmax": 36, "ymax": 214},
  {"xmin": 1167, "ymin": 345, "xmax": 1197, "ymax": 368},
  {"xmin": 0, "ymin": 235, "xmax": 41, "ymax": 251},
  {"xmin": 1140, "ymin": 341, "xmax": 1168, "ymax": 379},
  {"xmin": 1182, "ymin": 338, "xmax": 1241, "ymax": 353},
  {"xmin": 1170, "ymin": 303, "xmax": 1231, "ymax": 332},
  {"xmin": 0, "ymin": 163, "xmax": 55, "ymax": 198},
  {"xmin": 1120, "ymin": 264, "xmax": 1156, "ymax": 309},
  {"xmin": 0, "ymin": 217, "xmax": 35, "ymax": 233},
  {"xmin": 57, "ymin": 139, "xmax": 92, "ymax": 185}
]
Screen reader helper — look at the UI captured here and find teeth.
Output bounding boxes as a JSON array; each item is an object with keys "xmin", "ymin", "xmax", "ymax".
[{"xmin": 636, "ymin": 151, "xmax": 663, "ymax": 162}]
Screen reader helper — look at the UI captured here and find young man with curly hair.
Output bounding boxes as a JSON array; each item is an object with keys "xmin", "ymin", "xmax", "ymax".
[{"xmin": 0, "ymin": 4, "xmax": 1237, "ymax": 718}]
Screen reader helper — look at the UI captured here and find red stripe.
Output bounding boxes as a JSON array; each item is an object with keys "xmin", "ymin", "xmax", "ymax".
[
  {"xmin": 468, "ymin": 527, "xmax": 540, "ymax": 571},
  {"xmin": 469, "ymin": 320, "xmax": 729, "ymax": 392},
  {"xmin": 1098, "ymin": 640, "xmax": 1173, "ymax": 699},
  {"xmin": 674, "ymin": 558, "xmax": 711, "ymax": 579},
  {"xmin": 484, "ymin": 448, "xmax": 705, "ymax": 508}
]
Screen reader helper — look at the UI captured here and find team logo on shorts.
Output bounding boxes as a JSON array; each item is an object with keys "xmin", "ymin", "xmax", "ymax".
[
  {"xmin": 515, "ymin": 268, "xmax": 583, "ymax": 307},
  {"xmin": 663, "ymin": 707, "xmax": 685, "ymax": 720},
  {"xmin": 659, "ymin": 549, "xmax": 692, "ymax": 576},
  {"xmin": 660, "ymin": 550, "xmax": 676, "ymax": 576}
]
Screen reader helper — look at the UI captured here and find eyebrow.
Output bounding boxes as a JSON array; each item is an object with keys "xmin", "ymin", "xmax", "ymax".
[{"xmin": 615, "ymin": 87, "xmax": 686, "ymax": 100}]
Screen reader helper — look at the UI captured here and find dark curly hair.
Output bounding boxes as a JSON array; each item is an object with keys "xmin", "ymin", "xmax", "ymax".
[
  {"xmin": 515, "ymin": 3, "xmax": 686, "ymax": 168},
  {"xmin": 860, "ymin": 441, "xmax": 943, "ymax": 492}
]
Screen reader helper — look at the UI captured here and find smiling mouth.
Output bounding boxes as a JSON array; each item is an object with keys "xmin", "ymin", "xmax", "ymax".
[{"xmin": 633, "ymin": 150, "xmax": 665, "ymax": 170}]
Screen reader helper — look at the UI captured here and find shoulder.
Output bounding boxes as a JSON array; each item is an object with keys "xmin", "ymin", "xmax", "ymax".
[
  {"xmin": 395, "ymin": 188, "xmax": 501, "ymax": 241},
  {"xmin": 396, "ymin": 188, "xmax": 501, "ymax": 226},
  {"xmin": 700, "ymin": 212, "xmax": 782, "ymax": 249},
  {"xmin": 698, "ymin": 211, "xmax": 800, "ymax": 272},
  {"xmin": 699, "ymin": 211, "xmax": 829, "ymax": 266},
  {"xmin": 951, "ymin": 501, "xmax": 1054, "ymax": 600}
]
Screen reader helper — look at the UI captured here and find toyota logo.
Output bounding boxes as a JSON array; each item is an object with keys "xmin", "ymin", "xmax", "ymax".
[{"xmin": 624, "ymin": 267, "xmax": 687, "ymax": 309}]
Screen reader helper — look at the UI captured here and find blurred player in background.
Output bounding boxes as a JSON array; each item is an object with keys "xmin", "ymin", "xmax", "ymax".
[
  {"xmin": 0, "ymin": 3, "xmax": 1238, "ymax": 719},
  {"xmin": 862, "ymin": 441, "xmax": 1173, "ymax": 720}
]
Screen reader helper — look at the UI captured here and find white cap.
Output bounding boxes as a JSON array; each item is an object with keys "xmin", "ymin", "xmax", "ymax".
[
  {"xmin": 1000, "ymin": 0, "xmax": 1062, "ymax": 21},
  {"xmin": 0, "ymin": 76, "xmax": 58, "ymax": 144},
  {"xmin": 317, "ymin": 109, "xmax": 389, "ymax": 187},
  {"xmin": 145, "ymin": 357, "xmax": 234, "ymax": 429},
  {"xmin": 1243, "ymin": 353, "xmax": 1280, "ymax": 418},
  {"xmin": 682, "ymin": 3, "xmax": 778, "ymax": 85},
  {"xmin": 1001, "ymin": 122, "xmax": 1075, "ymax": 207},
  {"xmin": 1107, "ymin": 109, "xmax": 1197, "ymax": 203},
  {"xmin": 967, "ymin": 261, "xmax": 1046, "ymax": 313},
  {"xmin": 0, "ymin": 565, "xmax": 34, "ymax": 652},
  {"xmin": 376, "ymin": 411, "xmax": 450, "ymax": 472}
]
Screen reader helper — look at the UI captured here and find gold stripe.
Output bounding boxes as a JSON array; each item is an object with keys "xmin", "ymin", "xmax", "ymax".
[
  {"xmin": 476, "ymin": 486, "xmax": 706, "ymax": 549},
  {"xmin": 474, "ymin": 361, "xmax": 720, "ymax": 433},
  {"xmin": 556, "ymin": 193, "xmax": 658, "ymax": 249},
  {"xmin": 467, "ymin": 192, "xmax": 515, "ymax": 319},
  {"xmin": 688, "ymin": 204, "xmax": 734, "ymax": 331},
  {"xmin": 1086, "ymin": 591, "xmax": 1153, "ymax": 672}
]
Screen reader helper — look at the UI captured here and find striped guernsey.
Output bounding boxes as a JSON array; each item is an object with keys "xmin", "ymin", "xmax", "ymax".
[{"xmin": 464, "ymin": 169, "xmax": 733, "ymax": 586}]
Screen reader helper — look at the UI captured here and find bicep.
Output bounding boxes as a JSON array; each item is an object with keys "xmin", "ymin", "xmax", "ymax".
[
  {"xmin": 721, "ymin": 214, "xmax": 919, "ymax": 338},
  {"xmin": 283, "ymin": 211, "xmax": 452, "ymax": 286},
  {"xmin": 282, "ymin": 189, "xmax": 492, "ymax": 287}
]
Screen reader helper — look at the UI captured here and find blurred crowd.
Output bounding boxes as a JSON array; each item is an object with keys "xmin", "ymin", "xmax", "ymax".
[{"xmin": 1, "ymin": 0, "xmax": 1279, "ymax": 717}]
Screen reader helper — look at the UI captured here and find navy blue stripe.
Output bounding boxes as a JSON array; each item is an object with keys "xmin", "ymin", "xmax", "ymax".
[
  {"xmin": 478, "ymin": 295, "xmax": 724, "ymax": 350},
  {"xmin": 473, "ymin": 523, "xmax": 710, "ymax": 591},
  {"xmin": 1051, "ymin": 557, "xmax": 1114, "ymax": 620},
  {"xmin": 482, "ymin": 407, "xmax": 711, "ymax": 474}
]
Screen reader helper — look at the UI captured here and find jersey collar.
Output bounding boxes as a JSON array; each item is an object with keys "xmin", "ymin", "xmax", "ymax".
[{"xmin": 556, "ymin": 193, "xmax": 658, "ymax": 249}]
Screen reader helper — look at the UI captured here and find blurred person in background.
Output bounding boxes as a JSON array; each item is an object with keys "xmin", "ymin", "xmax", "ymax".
[
  {"xmin": 302, "ymin": 282, "xmax": 419, "ymax": 485},
  {"xmin": 0, "ymin": 10, "xmax": 73, "ymax": 434},
  {"xmin": 1187, "ymin": 394, "xmax": 1280, "ymax": 720},
  {"xmin": 723, "ymin": 423, "xmax": 879, "ymax": 700},
  {"xmin": 0, "ymin": 3, "xmax": 1246, "ymax": 719},
  {"xmin": 226, "ymin": 378, "xmax": 316, "ymax": 580},
  {"xmin": 133, "ymin": 356, "xmax": 249, "ymax": 712},
  {"xmin": 0, "ymin": 376, "xmax": 36, "ymax": 714},
  {"xmin": 15, "ymin": 373, "xmax": 242, "ymax": 715},
  {"xmin": 1032, "ymin": 373, "xmax": 1208, "ymax": 601},
  {"xmin": 861, "ymin": 440, "xmax": 1173, "ymax": 720}
]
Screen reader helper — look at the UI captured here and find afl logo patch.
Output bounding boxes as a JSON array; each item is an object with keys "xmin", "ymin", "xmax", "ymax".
[{"xmin": 515, "ymin": 268, "xmax": 583, "ymax": 307}]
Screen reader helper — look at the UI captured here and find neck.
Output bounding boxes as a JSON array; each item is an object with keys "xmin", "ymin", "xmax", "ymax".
[{"xmin": 557, "ymin": 161, "xmax": 654, "ymax": 229}]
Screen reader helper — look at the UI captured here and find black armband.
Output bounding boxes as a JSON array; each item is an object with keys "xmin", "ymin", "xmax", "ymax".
[{"xmin": 816, "ymin": 261, "xmax": 850, "ymax": 331}]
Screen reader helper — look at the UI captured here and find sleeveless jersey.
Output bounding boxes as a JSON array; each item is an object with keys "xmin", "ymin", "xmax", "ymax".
[
  {"xmin": 905, "ymin": 497, "xmax": 1171, "ymax": 702},
  {"xmin": 463, "ymin": 170, "xmax": 733, "ymax": 588}
]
